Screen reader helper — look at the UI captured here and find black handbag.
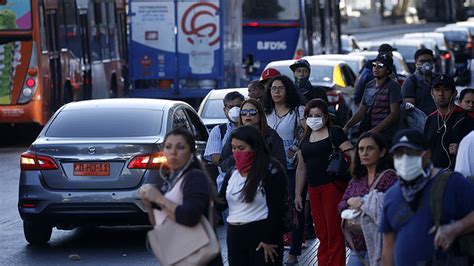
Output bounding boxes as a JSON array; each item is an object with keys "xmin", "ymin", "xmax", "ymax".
[{"xmin": 326, "ymin": 128, "xmax": 350, "ymax": 181}]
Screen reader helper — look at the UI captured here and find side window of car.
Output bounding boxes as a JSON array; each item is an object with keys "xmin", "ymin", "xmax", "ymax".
[
  {"xmin": 341, "ymin": 65, "xmax": 356, "ymax": 87},
  {"xmin": 173, "ymin": 108, "xmax": 191, "ymax": 131},
  {"xmin": 184, "ymin": 108, "xmax": 209, "ymax": 141}
]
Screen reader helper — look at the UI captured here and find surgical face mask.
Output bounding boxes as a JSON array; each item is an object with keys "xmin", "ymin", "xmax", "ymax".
[
  {"xmin": 306, "ymin": 117, "xmax": 324, "ymax": 131},
  {"xmin": 228, "ymin": 107, "xmax": 240, "ymax": 123},
  {"xmin": 393, "ymin": 154, "xmax": 426, "ymax": 182},
  {"xmin": 418, "ymin": 62, "xmax": 433, "ymax": 74}
]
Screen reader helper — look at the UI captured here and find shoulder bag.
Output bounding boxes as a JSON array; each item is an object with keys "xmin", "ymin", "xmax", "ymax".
[
  {"xmin": 146, "ymin": 177, "xmax": 220, "ymax": 265},
  {"xmin": 327, "ymin": 127, "xmax": 350, "ymax": 181}
]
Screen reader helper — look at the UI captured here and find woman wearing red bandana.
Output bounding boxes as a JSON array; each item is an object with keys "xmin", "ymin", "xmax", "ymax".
[{"xmin": 217, "ymin": 126, "xmax": 288, "ymax": 265}]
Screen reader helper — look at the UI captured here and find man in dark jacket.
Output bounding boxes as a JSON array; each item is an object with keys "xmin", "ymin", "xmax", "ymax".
[
  {"xmin": 403, "ymin": 48, "xmax": 439, "ymax": 115},
  {"xmin": 424, "ymin": 75, "xmax": 473, "ymax": 170},
  {"xmin": 289, "ymin": 59, "xmax": 328, "ymax": 104}
]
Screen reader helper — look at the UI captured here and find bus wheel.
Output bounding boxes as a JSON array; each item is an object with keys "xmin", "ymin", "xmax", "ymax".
[
  {"xmin": 23, "ymin": 221, "xmax": 52, "ymax": 245},
  {"xmin": 63, "ymin": 81, "xmax": 73, "ymax": 104},
  {"xmin": 110, "ymin": 74, "xmax": 118, "ymax": 98}
]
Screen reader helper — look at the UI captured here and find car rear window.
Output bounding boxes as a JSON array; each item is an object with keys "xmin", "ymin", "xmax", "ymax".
[
  {"xmin": 45, "ymin": 109, "xmax": 164, "ymax": 137},
  {"xmin": 394, "ymin": 45, "xmax": 419, "ymax": 61},
  {"xmin": 442, "ymin": 31, "xmax": 468, "ymax": 41},
  {"xmin": 311, "ymin": 66, "xmax": 334, "ymax": 83},
  {"xmin": 202, "ymin": 99, "xmax": 225, "ymax": 119}
]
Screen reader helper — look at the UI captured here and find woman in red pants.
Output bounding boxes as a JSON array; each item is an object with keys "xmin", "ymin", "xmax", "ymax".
[{"xmin": 294, "ymin": 99, "xmax": 355, "ymax": 266}]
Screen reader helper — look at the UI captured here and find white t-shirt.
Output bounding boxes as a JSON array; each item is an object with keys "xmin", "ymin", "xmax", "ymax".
[
  {"xmin": 226, "ymin": 170, "xmax": 268, "ymax": 224},
  {"xmin": 455, "ymin": 130, "xmax": 474, "ymax": 177},
  {"xmin": 266, "ymin": 105, "xmax": 305, "ymax": 154}
]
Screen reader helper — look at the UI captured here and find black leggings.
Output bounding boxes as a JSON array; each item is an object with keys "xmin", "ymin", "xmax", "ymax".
[{"xmin": 227, "ymin": 220, "xmax": 283, "ymax": 266}]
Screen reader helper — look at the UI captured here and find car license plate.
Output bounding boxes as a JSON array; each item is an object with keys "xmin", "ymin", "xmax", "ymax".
[{"xmin": 73, "ymin": 162, "xmax": 110, "ymax": 176}]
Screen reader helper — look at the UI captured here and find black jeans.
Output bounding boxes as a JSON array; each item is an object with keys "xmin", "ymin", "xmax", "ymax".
[
  {"xmin": 227, "ymin": 220, "xmax": 283, "ymax": 266},
  {"xmin": 287, "ymin": 169, "xmax": 308, "ymax": 256}
]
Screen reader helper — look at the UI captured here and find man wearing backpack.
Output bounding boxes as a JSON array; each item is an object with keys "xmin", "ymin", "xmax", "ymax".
[
  {"xmin": 204, "ymin": 91, "xmax": 244, "ymax": 190},
  {"xmin": 402, "ymin": 48, "xmax": 439, "ymax": 115},
  {"xmin": 380, "ymin": 129, "xmax": 474, "ymax": 266}
]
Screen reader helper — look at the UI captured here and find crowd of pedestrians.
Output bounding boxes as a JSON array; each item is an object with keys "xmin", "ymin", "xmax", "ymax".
[{"xmin": 141, "ymin": 44, "xmax": 474, "ymax": 266}]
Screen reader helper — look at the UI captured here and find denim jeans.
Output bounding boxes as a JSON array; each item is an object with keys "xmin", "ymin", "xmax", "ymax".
[{"xmin": 347, "ymin": 250, "xmax": 368, "ymax": 266}]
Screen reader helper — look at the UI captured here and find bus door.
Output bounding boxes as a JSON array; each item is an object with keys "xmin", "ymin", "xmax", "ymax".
[{"xmin": 44, "ymin": 9, "xmax": 62, "ymax": 112}]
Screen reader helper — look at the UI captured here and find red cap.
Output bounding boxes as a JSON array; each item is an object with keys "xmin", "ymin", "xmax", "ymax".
[{"xmin": 260, "ymin": 68, "xmax": 281, "ymax": 82}]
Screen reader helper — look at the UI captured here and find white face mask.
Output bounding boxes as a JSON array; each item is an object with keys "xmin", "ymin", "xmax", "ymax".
[
  {"xmin": 393, "ymin": 154, "xmax": 425, "ymax": 182},
  {"xmin": 228, "ymin": 107, "xmax": 240, "ymax": 123},
  {"xmin": 306, "ymin": 117, "xmax": 324, "ymax": 131}
]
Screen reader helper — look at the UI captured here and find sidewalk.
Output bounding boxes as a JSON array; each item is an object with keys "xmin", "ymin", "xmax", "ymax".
[{"xmin": 216, "ymin": 226, "xmax": 350, "ymax": 265}]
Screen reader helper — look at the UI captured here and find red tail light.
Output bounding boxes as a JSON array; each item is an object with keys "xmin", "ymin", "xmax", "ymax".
[
  {"xmin": 26, "ymin": 78, "xmax": 35, "ymax": 87},
  {"xmin": 443, "ymin": 52, "xmax": 451, "ymax": 60},
  {"xmin": 128, "ymin": 152, "xmax": 167, "ymax": 169},
  {"xmin": 295, "ymin": 49, "xmax": 304, "ymax": 59},
  {"xmin": 20, "ymin": 152, "xmax": 58, "ymax": 170},
  {"xmin": 467, "ymin": 42, "xmax": 473, "ymax": 50}
]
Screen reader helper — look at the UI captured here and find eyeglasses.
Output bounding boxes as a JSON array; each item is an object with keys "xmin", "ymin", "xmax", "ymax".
[
  {"xmin": 240, "ymin": 109, "xmax": 258, "ymax": 116},
  {"xmin": 372, "ymin": 62, "xmax": 386, "ymax": 69},
  {"xmin": 270, "ymin": 86, "xmax": 286, "ymax": 92}
]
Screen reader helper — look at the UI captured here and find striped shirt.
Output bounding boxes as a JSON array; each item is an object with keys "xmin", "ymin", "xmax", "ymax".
[{"xmin": 362, "ymin": 79, "xmax": 402, "ymax": 138}]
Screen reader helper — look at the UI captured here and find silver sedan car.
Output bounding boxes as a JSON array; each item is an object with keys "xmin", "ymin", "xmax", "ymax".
[{"xmin": 18, "ymin": 98, "xmax": 208, "ymax": 244}]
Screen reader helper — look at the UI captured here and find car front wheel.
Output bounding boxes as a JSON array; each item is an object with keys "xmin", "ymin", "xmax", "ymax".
[{"xmin": 23, "ymin": 221, "xmax": 52, "ymax": 245}]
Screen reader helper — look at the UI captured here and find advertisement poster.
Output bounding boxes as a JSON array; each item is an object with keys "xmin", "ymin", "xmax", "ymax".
[
  {"xmin": 0, "ymin": 0, "xmax": 31, "ymax": 30},
  {"xmin": 177, "ymin": 0, "xmax": 220, "ymax": 75},
  {"xmin": 130, "ymin": 0, "xmax": 176, "ymax": 79}
]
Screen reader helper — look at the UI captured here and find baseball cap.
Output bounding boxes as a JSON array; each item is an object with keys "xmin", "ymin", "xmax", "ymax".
[
  {"xmin": 432, "ymin": 74, "xmax": 456, "ymax": 92},
  {"xmin": 374, "ymin": 53, "xmax": 393, "ymax": 69},
  {"xmin": 289, "ymin": 59, "xmax": 311, "ymax": 72},
  {"xmin": 378, "ymin": 43, "xmax": 397, "ymax": 53},
  {"xmin": 414, "ymin": 48, "xmax": 434, "ymax": 61},
  {"xmin": 390, "ymin": 129, "xmax": 427, "ymax": 153},
  {"xmin": 260, "ymin": 68, "xmax": 281, "ymax": 83}
]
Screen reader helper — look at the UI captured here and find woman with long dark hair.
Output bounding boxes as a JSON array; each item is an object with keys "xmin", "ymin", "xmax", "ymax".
[
  {"xmin": 140, "ymin": 127, "xmax": 222, "ymax": 266},
  {"xmin": 338, "ymin": 132, "xmax": 397, "ymax": 266},
  {"xmin": 263, "ymin": 75, "xmax": 306, "ymax": 261},
  {"xmin": 294, "ymin": 99, "xmax": 355, "ymax": 266},
  {"xmin": 218, "ymin": 125, "xmax": 287, "ymax": 265},
  {"xmin": 219, "ymin": 99, "xmax": 286, "ymax": 172}
]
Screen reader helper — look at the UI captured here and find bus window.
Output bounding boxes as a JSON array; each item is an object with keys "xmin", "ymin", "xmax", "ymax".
[
  {"xmin": 88, "ymin": 2, "xmax": 101, "ymax": 61},
  {"xmin": 39, "ymin": 2, "xmax": 47, "ymax": 53},
  {"xmin": 62, "ymin": 0, "xmax": 81, "ymax": 57},
  {"xmin": 107, "ymin": 2, "xmax": 119, "ymax": 60},
  {"xmin": 116, "ymin": 11, "xmax": 127, "ymax": 61},
  {"xmin": 98, "ymin": 2, "xmax": 110, "ymax": 60},
  {"xmin": 243, "ymin": 0, "xmax": 299, "ymax": 20}
]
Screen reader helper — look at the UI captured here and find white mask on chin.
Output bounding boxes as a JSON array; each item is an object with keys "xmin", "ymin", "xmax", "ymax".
[
  {"xmin": 306, "ymin": 117, "xmax": 324, "ymax": 131},
  {"xmin": 393, "ymin": 154, "xmax": 427, "ymax": 182}
]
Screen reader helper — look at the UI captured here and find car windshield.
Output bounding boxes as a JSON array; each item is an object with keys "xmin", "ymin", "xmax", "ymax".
[
  {"xmin": 46, "ymin": 109, "xmax": 164, "ymax": 137},
  {"xmin": 243, "ymin": 0, "xmax": 299, "ymax": 20},
  {"xmin": 202, "ymin": 99, "xmax": 225, "ymax": 119}
]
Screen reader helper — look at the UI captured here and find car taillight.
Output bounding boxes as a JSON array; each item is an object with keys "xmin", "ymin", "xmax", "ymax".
[
  {"xmin": 443, "ymin": 52, "xmax": 451, "ymax": 60},
  {"xmin": 20, "ymin": 152, "xmax": 58, "ymax": 170},
  {"xmin": 128, "ymin": 153, "xmax": 167, "ymax": 169},
  {"xmin": 467, "ymin": 42, "xmax": 473, "ymax": 50}
]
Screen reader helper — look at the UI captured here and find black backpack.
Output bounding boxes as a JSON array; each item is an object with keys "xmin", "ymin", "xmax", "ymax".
[{"xmin": 430, "ymin": 171, "xmax": 474, "ymax": 264}]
